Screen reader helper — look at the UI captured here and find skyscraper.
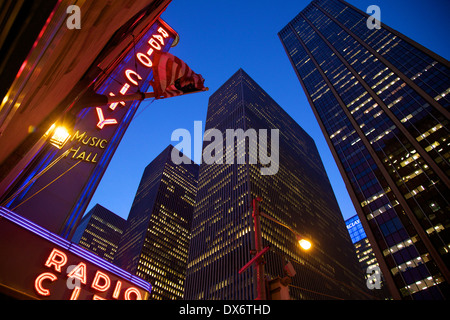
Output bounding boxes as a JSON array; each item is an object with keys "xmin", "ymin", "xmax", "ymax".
[
  {"xmin": 279, "ymin": 0, "xmax": 449, "ymax": 299},
  {"xmin": 184, "ymin": 69, "xmax": 370, "ymax": 300},
  {"xmin": 72, "ymin": 203, "xmax": 126, "ymax": 263},
  {"xmin": 114, "ymin": 145, "xmax": 198, "ymax": 300}
]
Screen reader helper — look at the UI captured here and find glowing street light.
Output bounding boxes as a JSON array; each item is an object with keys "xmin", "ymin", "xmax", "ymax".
[{"xmin": 298, "ymin": 238, "xmax": 312, "ymax": 251}]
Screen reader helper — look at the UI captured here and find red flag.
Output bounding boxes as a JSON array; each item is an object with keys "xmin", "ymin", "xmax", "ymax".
[{"xmin": 151, "ymin": 52, "xmax": 206, "ymax": 99}]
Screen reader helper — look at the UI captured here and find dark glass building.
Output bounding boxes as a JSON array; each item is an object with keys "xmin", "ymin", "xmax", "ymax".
[
  {"xmin": 279, "ymin": 0, "xmax": 449, "ymax": 299},
  {"xmin": 184, "ymin": 69, "xmax": 370, "ymax": 300},
  {"xmin": 114, "ymin": 145, "xmax": 198, "ymax": 300},
  {"xmin": 71, "ymin": 203, "xmax": 126, "ymax": 263}
]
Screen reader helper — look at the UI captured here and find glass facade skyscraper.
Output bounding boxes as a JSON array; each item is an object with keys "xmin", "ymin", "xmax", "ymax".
[
  {"xmin": 184, "ymin": 69, "xmax": 370, "ymax": 300},
  {"xmin": 114, "ymin": 145, "xmax": 199, "ymax": 300},
  {"xmin": 279, "ymin": 0, "xmax": 449, "ymax": 299},
  {"xmin": 72, "ymin": 203, "xmax": 126, "ymax": 263}
]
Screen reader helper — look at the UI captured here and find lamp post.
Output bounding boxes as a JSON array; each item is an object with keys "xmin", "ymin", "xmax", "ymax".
[
  {"xmin": 240, "ymin": 197, "xmax": 312, "ymax": 300},
  {"xmin": 252, "ymin": 197, "xmax": 266, "ymax": 300}
]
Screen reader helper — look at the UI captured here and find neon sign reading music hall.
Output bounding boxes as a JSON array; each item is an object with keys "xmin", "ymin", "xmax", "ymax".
[{"xmin": 4, "ymin": 18, "xmax": 178, "ymax": 240}]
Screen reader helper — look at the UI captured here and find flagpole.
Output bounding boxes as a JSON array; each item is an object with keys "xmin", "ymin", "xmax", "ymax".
[
  {"xmin": 75, "ymin": 87, "xmax": 209, "ymax": 109},
  {"xmin": 103, "ymin": 87, "xmax": 209, "ymax": 102},
  {"xmin": 175, "ymin": 87, "xmax": 209, "ymax": 97},
  {"xmin": 81, "ymin": 91, "xmax": 156, "ymax": 107}
]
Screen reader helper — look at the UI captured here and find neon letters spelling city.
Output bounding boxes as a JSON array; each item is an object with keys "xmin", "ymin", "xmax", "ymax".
[{"xmin": 94, "ymin": 26, "xmax": 170, "ymax": 130}]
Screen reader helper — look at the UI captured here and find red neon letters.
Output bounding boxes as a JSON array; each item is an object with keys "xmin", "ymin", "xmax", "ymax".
[
  {"xmin": 96, "ymin": 107, "xmax": 118, "ymax": 129},
  {"xmin": 44, "ymin": 248, "xmax": 67, "ymax": 272},
  {"xmin": 34, "ymin": 248, "xmax": 143, "ymax": 300},
  {"xmin": 91, "ymin": 271, "xmax": 111, "ymax": 292},
  {"xmin": 95, "ymin": 25, "xmax": 170, "ymax": 130},
  {"xmin": 34, "ymin": 272, "xmax": 58, "ymax": 296},
  {"xmin": 67, "ymin": 262, "xmax": 87, "ymax": 285}
]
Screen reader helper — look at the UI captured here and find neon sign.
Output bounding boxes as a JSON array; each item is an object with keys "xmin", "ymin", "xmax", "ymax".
[
  {"xmin": 34, "ymin": 248, "xmax": 143, "ymax": 300},
  {"xmin": 3, "ymin": 18, "xmax": 178, "ymax": 239},
  {"xmin": 35, "ymin": 272, "xmax": 58, "ymax": 296},
  {"xmin": 0, "ymin": 207, "xmax": 151, "ymax": 300},
  {"xmin": 95, "ymin": 26, "xmax": 170, "ymax": 130}
]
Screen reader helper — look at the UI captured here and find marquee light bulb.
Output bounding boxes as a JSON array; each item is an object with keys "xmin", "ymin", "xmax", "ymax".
[{"xmin": 49, "ymin": 126, "xmax": 71, "ymax": 149}]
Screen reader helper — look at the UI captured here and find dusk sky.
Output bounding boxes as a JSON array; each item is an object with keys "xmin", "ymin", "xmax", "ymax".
[{"xmin": 86, "ymin": 0, "xmax": 450, "ymax": 222}]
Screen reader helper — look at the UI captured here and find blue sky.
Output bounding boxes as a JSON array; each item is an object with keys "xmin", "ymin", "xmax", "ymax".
[{"xmin": 86, "ymin": 0, "xmax": 450, "ymax": 221}]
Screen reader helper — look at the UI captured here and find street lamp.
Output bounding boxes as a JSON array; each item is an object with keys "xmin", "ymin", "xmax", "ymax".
[
  {"xmin": 298, "ymin": 238, "xmax": 312, "ymax": 251},
  {"xmin": 240, "ymin": 197, "xmax": 312, "ymax": 300}
]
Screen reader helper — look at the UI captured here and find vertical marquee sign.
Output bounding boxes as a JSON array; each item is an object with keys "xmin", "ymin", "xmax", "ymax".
[{"xmin": 3, "ymin": 19, "xmax": 178, "ymax": 239}]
